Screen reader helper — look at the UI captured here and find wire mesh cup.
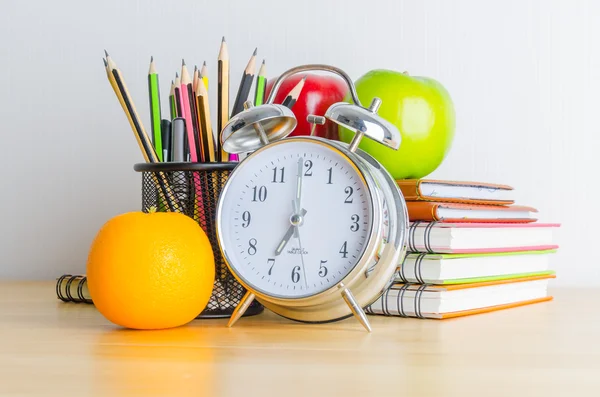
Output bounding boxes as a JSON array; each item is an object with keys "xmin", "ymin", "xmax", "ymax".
[{"xmin": 133, "ymin": 162, "xmax": 264, "ymax": 319}]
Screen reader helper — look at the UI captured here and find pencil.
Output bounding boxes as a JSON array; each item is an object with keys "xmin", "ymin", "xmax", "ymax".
[
  {"xmin": 231, "ymin": 48, "xmax": 257, "ymax": 117},
  {"xmin": 282, "ymin": 75, "xmax": 307, "ymax": 108},
  {"xmin": 254, "ymin": 59, "xmax": 267, "ymax": 106},
  {"xmin": 180, "ymin": 60, "xmax": 200, "ymax": 162},
  {"xmin": 200, "ymin": 61, "xmax": 208, "ymax": 90},
  {"xmin": 192, "ymin": 65, "xmax": 199, "ymax": 94},
  {"xmin": 196, "ymin": 81, "xmax": 216, "ymax": 163},
  {"xmin": 169, "ymin": 80, "xmax": 177, "ymax": 120},
  {"xmin": 182, "ymin": 61, "xmax": 207, "ymax": 223},
  {"xmin": 148, "ymin": 56, "xmax": 162, "ymax": 161},
  {"xmin": 103, "ymin": 52, "xmax": 178, "ymax": 211},
  {"xmin": 217, "ymin": 37, "xmax": 229, "ymax": 162},
  {"xmin": 173, "ymin": 73, "xmax": 184, "ymax": 118}
]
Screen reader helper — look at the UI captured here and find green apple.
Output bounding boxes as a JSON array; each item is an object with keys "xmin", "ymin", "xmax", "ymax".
[{"xmin": 339, "ymin": 69, "xmax": 455, "ymax": 179}]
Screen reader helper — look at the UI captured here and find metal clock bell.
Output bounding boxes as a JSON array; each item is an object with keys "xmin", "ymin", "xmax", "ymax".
[{"xmin": 215, "ymin": 65, "xmax": 409, "ymax": 332}]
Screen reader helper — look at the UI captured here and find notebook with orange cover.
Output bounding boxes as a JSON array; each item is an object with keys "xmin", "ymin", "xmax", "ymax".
[
  {"xmin": 397, "ymin": 179, "xmax": 514, "ymax": 205},
  {"xmin": 365, "ymin": 274, "xmax": 555, "ymax": 319},
  {"xmin": 407, "ymin": 201, "xmax": 537, "ymax": 223}
]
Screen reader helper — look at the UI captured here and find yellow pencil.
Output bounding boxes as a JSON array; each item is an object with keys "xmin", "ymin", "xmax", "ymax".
[
  {"xmin": 200, "ymin": 61, "xmax": 209, "ymax": 90},
  {"xmin": 196, "ymin": 81, "xmax": 216, "ymax": 163},
  {"xmin": 103, "ymin": 51, "xmax": 179, "ymax": 211}
]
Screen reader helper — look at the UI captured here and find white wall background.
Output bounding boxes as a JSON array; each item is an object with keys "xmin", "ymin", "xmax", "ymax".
[{"xmin": 0, "ymin": 0, "xmax": 597, "ymax": 285}]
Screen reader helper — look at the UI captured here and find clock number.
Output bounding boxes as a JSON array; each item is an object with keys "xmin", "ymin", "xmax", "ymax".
[
  {"xmin": 241, "ymin": 211, "xmax": 251, "ymax": 228},
  {"xmin": 318, "ymin": 260, "xmax": 328, "ymax": 277},
  {"xmin": 304, "ymin": 160, "xmax": 313, "ymax": 176},
  {"xmin": 252, "ymin": 186, "xmax": 267, "ymax": 202},
  {"xmin": 267, "ymin": 258, "xmax": 276, "ymax": 275},
  {"xmin": 339, "ymin": 241, "xmax": 348, "ymax": 258},
  {"xmin": 271, "ymin": 167, "xmax": 285, "ymax": 183},
  {"xmin": 327, "ymin": 167, "xmax": 333, "ymax": 184},
  {"xmin": 248, "ymin": 238, "xmax": 257, "ymax": 255},
  {"xmin": 344, "ymin": 186, "xmax": 354, "ymax": 203},
  {"xmin": 350, "ymin": 214, "xmax": 360, "ymax": 232},
  {"xmin": 291, "ymin": 265, "xmax": 301, "ymax": 283}
]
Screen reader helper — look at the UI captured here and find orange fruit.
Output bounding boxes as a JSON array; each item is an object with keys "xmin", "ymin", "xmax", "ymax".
[{"xmin": 86, "ymin": 209, "xmax": 215, "ymax": 330}]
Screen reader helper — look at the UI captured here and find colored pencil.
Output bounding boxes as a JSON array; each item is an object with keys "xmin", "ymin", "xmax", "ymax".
[
  {"xmin": 200, "ymin": 61, "xmax": 208, "ymax": 90},
  {"xmin": 254, "ymin": 59, "xmax": 267, "ymax": 106},
  {"xmin": 193, "ymin": 65, "xmax": 199, "ymax": 92},
  {"xmin": 147, "ymin": 56, "xmax": 162, "ymax": 161},
  {"xmin": 173, "ymin": 73, "xmax": 184, "ymax": 118},
  {"xmin": 180, "ymin": 60, "xmax": 199, "ymax": 162},
  {"xmin": 196, "ymin": 81, "xmax": 216, "ymax": 163},
  {"xmin": 231, "ymin": 48, "xmax": 257, "ymax": 117},
  {"xmin": 103, "ymin": 52, "xmax": 178, "ymax": 211},
  {"xmin": 217, "ymin": 37, "xmax": 229, "ymax": 162},
  {"xmin": 169, "ymin": 80, "xmax": 177, "ymax": 120},
  {"xmin": 282, "ymin": 76, "xmax": 307, "ymax": 108},
  {"xmin": 181, "ymin": 61, "xmax": 207, "ymax": 222}
]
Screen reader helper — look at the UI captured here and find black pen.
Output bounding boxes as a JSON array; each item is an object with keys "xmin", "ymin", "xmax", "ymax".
[{"xmin": 161, "ymin": 119, "xmax": 172, "ymax": 162}]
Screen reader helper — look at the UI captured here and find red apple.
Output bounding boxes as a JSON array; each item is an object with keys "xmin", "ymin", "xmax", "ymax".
[{"xmin": 265, "ymin": 73, "xmax": 349, "ymax": 139}]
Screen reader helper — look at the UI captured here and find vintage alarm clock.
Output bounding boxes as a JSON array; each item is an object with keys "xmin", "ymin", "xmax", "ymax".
[{"xmin": 215, "ymin": 65, "xmax": 409, "ymax": 332}]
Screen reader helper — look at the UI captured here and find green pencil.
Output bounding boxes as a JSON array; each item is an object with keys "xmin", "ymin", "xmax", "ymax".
[
  {"xmin": 254, "ymin": 59, "xmax": 266, "ymax": 106},
  {"xmin": 148, "ymin": 56, "xmax": 163, "ymax": 161},
  {"xmin": 169, "ymin": 80, "xmax": 177, "ymax": 120}
]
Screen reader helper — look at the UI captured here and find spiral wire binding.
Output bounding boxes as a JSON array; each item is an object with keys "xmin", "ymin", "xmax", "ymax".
[
  {"xmin": 407, "ymin": 221, "xmax": 438, "ymax": 253},
  {"xmin": 397, "ymin": 255, "xmax": 408, "ymax": 283},
  {"xmin": 413, "ymin": 253, "xmax": 428, "ymax": 284},
  {"xmin": 56, "ymin": 274, "xmax": 92, "ymax": 304}
]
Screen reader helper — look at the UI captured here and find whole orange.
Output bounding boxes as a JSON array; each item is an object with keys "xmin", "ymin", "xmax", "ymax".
[{"xmin": 86, "ymin": 209, "xmax": 215, "ymax": 330}]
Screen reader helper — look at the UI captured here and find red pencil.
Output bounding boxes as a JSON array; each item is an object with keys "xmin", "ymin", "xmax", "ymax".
[{"xmin": 180, "ymin": 60, "xmax": 199, "ymax": 162}]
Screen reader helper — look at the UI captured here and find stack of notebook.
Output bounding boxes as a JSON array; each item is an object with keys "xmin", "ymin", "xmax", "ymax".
[{"xmin": 366, "ymin": 179, "xmax": 559, "ymax": 319}]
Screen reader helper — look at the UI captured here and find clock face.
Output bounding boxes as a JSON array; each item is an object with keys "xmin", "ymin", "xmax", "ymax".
[{"xmin": 218, "ymin": 139, "xmax": 374, "ymax": 299}]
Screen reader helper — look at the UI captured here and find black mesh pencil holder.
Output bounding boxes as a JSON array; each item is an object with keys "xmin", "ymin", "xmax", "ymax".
[{"xmin": 133, "ymin": 162, "xmax": 264, "ymax": 319}]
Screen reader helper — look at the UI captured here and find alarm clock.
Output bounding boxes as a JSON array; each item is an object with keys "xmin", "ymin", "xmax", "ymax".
[{"xmin": 215, "ymin": 65, "xmax": 409, "ymax": 332}]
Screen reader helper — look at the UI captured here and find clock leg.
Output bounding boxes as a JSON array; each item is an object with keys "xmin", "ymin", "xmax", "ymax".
[
  {"xmin": 227, "ymin": 291, "xmax": 256, "ymax": 328},
  {"xmin": 341, "ymin": 288, "xmax": 372, "ymax": 333}
]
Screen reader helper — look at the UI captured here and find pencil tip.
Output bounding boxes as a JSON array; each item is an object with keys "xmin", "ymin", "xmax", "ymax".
[
  {"xmin": 253, "ymin": 48, "xmax": 257, "ymax": 56},
  {"xmin": 176, "ymin": 72, "xmax": 179, "ymax": 77},
  {"xmin": 302, "ymin": 75, "xmax": 307, "ymax": 81},
  {"xmin": 262, "ymin": 59, "xmax": 265, "ymax": 64},
  {"xmin": 194, "ymin": 65, "xmax": 198, "ymax": 72},
  {"xmin": 151, "ymin": 55, "xmax": 153, "ymax": 62},
  {"xmin": 104, "ymin": 49, "xmax": 109, "ymax": 57},
  {"xmin": 222, "ymin": 36, "xmax": 226, "ymax": 42},
  {"xmin": 203, "ymin": 60, "xmax": 206, "ymax": 66},
  {"xmin": 103, "ymin": 58, "xmax": 107, "ymax": 67},
  {"xmin": 182, "ymin": 59, "xmax": 186, "ymax": 66}
]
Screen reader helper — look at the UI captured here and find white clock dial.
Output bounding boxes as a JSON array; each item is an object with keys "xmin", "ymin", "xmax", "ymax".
[{"xmin": 218, "ymin": 139, "xmax": 374, "ymax": 299}]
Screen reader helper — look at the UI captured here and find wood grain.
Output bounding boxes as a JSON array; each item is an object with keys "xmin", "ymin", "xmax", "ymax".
[{"xmin": 0, "ymin": 282, "xmax": 598, "ymax": 396}]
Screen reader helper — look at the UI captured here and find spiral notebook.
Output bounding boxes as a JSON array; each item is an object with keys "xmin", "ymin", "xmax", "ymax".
[
  {"xmin": 406, "ymin": 222, "xmax": 559, "ymax": 254},
  {"xmin": 397, "ymin": 249, "xmax": 556, "ymax": 284},
  {"xmin": 366, "ymin": 274, "xmax": 555, "ymax": 319},
  {"xmin": 55, "ymin": 274, "xmax": 92, "ymax": 303}
]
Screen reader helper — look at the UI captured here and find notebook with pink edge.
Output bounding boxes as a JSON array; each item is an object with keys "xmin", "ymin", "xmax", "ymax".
[{"xmin": 405, "ymin": 222, "xmax": 560, "ymax": 253}]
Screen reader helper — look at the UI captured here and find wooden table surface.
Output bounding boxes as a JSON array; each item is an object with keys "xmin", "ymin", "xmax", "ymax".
[{"xmin": 0, "ymin": 282, "xmax": 597, "ymax": 396}]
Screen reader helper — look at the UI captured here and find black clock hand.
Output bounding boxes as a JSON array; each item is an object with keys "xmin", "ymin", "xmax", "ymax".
[
  {"xmin": 294, "ymin": 157, "xmax": 304, "ymax": 237},
  {"xmin": 275, "ymin": 207, "xmax": 307, "ymax": 256}
]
